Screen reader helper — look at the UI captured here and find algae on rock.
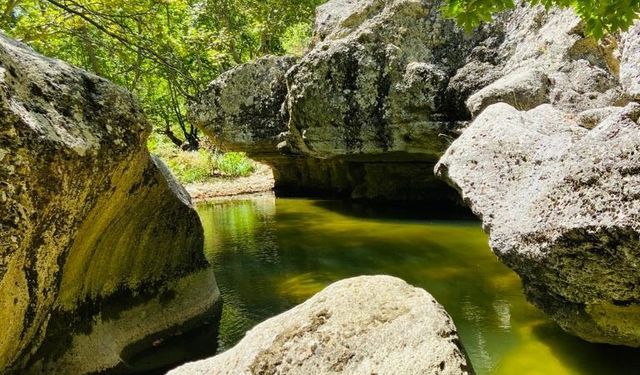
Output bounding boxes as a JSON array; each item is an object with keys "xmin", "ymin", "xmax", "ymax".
[{"xmin": 0, "ymin": 34, "xmax": 220, "ymax": 373}]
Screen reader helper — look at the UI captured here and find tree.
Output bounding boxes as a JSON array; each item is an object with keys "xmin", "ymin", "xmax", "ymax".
[
  {"xmin": 443, "ymin": 0, "xmax": 640, "ymax": 38},
  {"xmin": 1, "ymin": 0, "xmax": 323, "ymax": 150}
]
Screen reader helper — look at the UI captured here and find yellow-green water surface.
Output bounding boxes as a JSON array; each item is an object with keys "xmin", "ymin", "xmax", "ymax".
[{"xmin": 198, "ymin": 196, "xmax": 640, "ymax": 375}]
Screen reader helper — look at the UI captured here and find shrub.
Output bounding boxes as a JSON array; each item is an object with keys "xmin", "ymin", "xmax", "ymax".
[
  {"xmin": 148, "ymin": 135, "xmax": 256, "ymax": 183},
  {"xmin": 217, "ymin": 152, "xmax": 256, "ymax": 177}
]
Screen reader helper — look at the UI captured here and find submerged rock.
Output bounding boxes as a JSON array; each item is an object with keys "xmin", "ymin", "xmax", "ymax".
[
  {"xmin": 0, "ymin": 34, "xmax": 220, "ymax": 373},
  {"xmin": 436, "ymin": 102, "xmax": 640, "ymax": 346},
  {"xmin": 169, "ymin": 276, "xmax": 473, "ymax": 375}
]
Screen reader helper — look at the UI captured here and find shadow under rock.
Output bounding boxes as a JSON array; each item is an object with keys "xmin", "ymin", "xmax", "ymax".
[{"xmin": 532, "ymin": 322, "xmax": 640, "ymax": 375}]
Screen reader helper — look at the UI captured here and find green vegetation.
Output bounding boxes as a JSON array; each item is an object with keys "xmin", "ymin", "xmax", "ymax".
[
  {"xmin": 444, "ymin": 0, "xmax": 640, "ymax": 37},
  {"xmin": 1, "ymin": 0, "xmax": 323, "ymax": 150},
  {"xmin": 150, "ymin": 135, "xmax": 255, "ymax": 183},
  {"xmin": 217, "ymin": 152, "xmax": 255, "ymax": 177},
  {"xmin": 2, "ymin": 0, "xmax": 637, "ymax": 154},
  {"xmin": 3, "ymin": 0, "xmax": 636, "ymax": 152}
]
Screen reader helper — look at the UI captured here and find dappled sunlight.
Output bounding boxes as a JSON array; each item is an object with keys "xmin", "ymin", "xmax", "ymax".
[{"xmin": 273, "ymin": 272, "xmax": 332, "ymax": 304}]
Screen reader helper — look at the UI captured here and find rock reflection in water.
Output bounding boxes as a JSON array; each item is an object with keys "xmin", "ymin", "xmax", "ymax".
[{"xmin": 198, "ymin": 197, "xmax": 640, "ymax": 375}]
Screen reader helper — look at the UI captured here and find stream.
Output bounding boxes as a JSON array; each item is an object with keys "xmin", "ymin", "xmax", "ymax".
[{"xmin": 197, "ymin": 196, "xmax": 640, "ymax": 375}]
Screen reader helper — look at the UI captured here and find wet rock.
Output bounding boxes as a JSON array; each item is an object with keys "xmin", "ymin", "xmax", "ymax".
[
  {"xmin": 266, "ymin": 155, "xmax": 460, "ymax": 203},
  {"xmin": 0, "ymin": 34, "xmax": 220, "ymax": 373},
  {"xmin": 436, "ymin": 102, "xmax": 640, "ymax": 346},
  {"xmin": 169, "ymin": 276, "xmax": 474, "ymax": 375}
]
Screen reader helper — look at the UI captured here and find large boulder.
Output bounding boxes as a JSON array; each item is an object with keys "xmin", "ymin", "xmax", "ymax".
[
  {"xmin": 191, "ymin": 0, "xmax": 631, "ymax": 202},
  {"xmin": 191, "ymin": 55, "xmax": 297, "ymax": 155},
  {"xmin": 169, "ymin": 276, "xmax": 474, "ymax": 375},
  {"xmin": 456, "ymin": 3, "xmax": 626, "ymax": 117},
  {"xmin": 190, "ymin": 0, "xmax": 474, "ymax": 201},
  {"xmin": 436, "ymin": 102, "xmax": 640, "ymax": 346},
  {"xmin": 0, "ymin": 34, "xmax": 220, "ymax": 373},
  {"xmin": 285, "ymin": 0, "xmax": 471, "ymax": 158}
]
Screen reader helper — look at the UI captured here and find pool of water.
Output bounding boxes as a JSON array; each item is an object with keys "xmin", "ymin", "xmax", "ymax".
[{"xmin": 198, "ymin": 196, "xmax": 640, "ymax": 375}]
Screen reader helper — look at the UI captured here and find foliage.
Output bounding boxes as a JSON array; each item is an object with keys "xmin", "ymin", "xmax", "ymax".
[
  {"xmin": 217, "ymin": 151, "xmax": 255, "ymax": 177},
  {"xmin": 150, "ymin": 135, "xmax": 214, "ymax": 183},
  {"xmin": 1, "ymin": 0, "xmax": 324, "ymax": 149},
  {"xmin": 443, "ymin": 0, "xmax": 640, "ymax": 38},
  {"xmin": 281, "ymin": 22, "xmax": 314, "ymax": 56},
  {"xmin": 149, "ymin": 134, "xmax": 255, "ymax": 183}
]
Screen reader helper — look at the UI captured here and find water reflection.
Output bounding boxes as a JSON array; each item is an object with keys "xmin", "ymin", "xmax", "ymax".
[{"xmin": 198, "ymin": 197, "xmax": 640, "ymax": 375}]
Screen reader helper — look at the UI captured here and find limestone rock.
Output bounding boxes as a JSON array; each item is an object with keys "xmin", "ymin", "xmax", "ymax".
[
  {"xmin": 0, "ymin": 34, "xmax": 220, "ymax": 373},
  {"xmin": 452, "ymin": 3, "xmax": 627, "ymax": 118},
  {"xmin": 436, "ymin": 102, "xmax": 640, "ymax": 346},
  {"xmin": 621, "ymin": 22, "xmax": 640, "ymax": 99},
  {"xmin": 169, "ymin": 276, "xmax": 474, "ymax": 375},
  {"xmin": 191, "ymin": 55, "xmax": 296, "ymax": 155},
  {"xmin": 465, "ymin": 68, "xmax": 549, "ymax": 117},
  {"xmin": 285, "ymin": 0, "xmax": 470, "ymax": 158}
]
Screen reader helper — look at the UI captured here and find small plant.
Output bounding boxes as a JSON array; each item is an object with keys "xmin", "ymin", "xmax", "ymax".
[
  {"xmin": 149, "ymin": 135, "xmax": 256, "ymax": 183},
  {"xmin": 164, "ymin": 148, "xmax": 215, "ymax": 183},
  {"xmin": 217, "ymin": 152, "xmax": 256, "ymax": 177}
]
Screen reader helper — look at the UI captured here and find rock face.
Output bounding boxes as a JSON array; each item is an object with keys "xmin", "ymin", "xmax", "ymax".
[
  {"xmin": 190, "ymin": 0, "xmax": 473, "ymax": 201},
  {"xmin": 457, "ymin": 4, "xmax": 625, "ymax": 117},
  {"xmin": 169, "ymin": 276, "xmax": 473, "ymax": 375},
  {"xmin": 191, "ymin": 0, "xmax": 640, "ymax": 346},
  {"xmin": 190, "ymin": 0, "xmax": 630, "ymax": 202},
  {"xmin": 433, "ymin": 3, "xmax": 640, "ymax": 347},
  {"xmin": 0, "ymin": 34, "xmax": 220, "ymax": 373},
  {"xmin": 192, "ymin": 55, "xmax": 296, "ymax": 154},
  {"xmin": 621, "ymin": 22, "xmax": 640, "ymax": 100},
  {"xmin": 285, "ymin": 0, "xmax": 472, "ymax": 158},
  {"xmin": 436, "ymin": 102, "xmax": 640, "ymax": 346}
]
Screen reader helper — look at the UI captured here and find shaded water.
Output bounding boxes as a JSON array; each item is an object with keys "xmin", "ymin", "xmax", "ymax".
[{"xmin": 198, "ymin": 196, "xmax": 640, "ymax": 375}]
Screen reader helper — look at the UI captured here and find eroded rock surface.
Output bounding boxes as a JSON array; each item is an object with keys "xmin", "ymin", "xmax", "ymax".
[
  {"xmin": 458, "ymin": 4, "xmax": 626, "ymax": 117},
  {"xmin": 285, "ymin": 0, "xmax": 471, "ymax": 158},
  {"xmin": 191, "ymin": 0, "xmax": 474, "ymax": 201},
  {"xmin": 0, "ymin": 34, "xmax": 220, "ymax": 373},
  {"xmin": 621, "ymin": 22, "xmax": 640, "ymax": 100},
  {"xmin": 192, "ymin": 55, "xmax": 296, "ymax": 154},
  {"xmin": 191, "ymin": 0, "xmax": 633, "ymax": 202},
  {"xmin": 190, "ymin": 0, "xmax": 640, "ymax": 347},
  {"xmin": 169, "ymin": 276, "xmax": 473, "ymax": 375},
  {"xmin": 436, "ymin": 103, "xmax": 640, "ymax": 346}
]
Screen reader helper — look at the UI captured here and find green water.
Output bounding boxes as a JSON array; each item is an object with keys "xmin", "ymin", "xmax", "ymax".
[{"xmin": 198, "ymin": 196, "xmax": 640, "ymax": 375}]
